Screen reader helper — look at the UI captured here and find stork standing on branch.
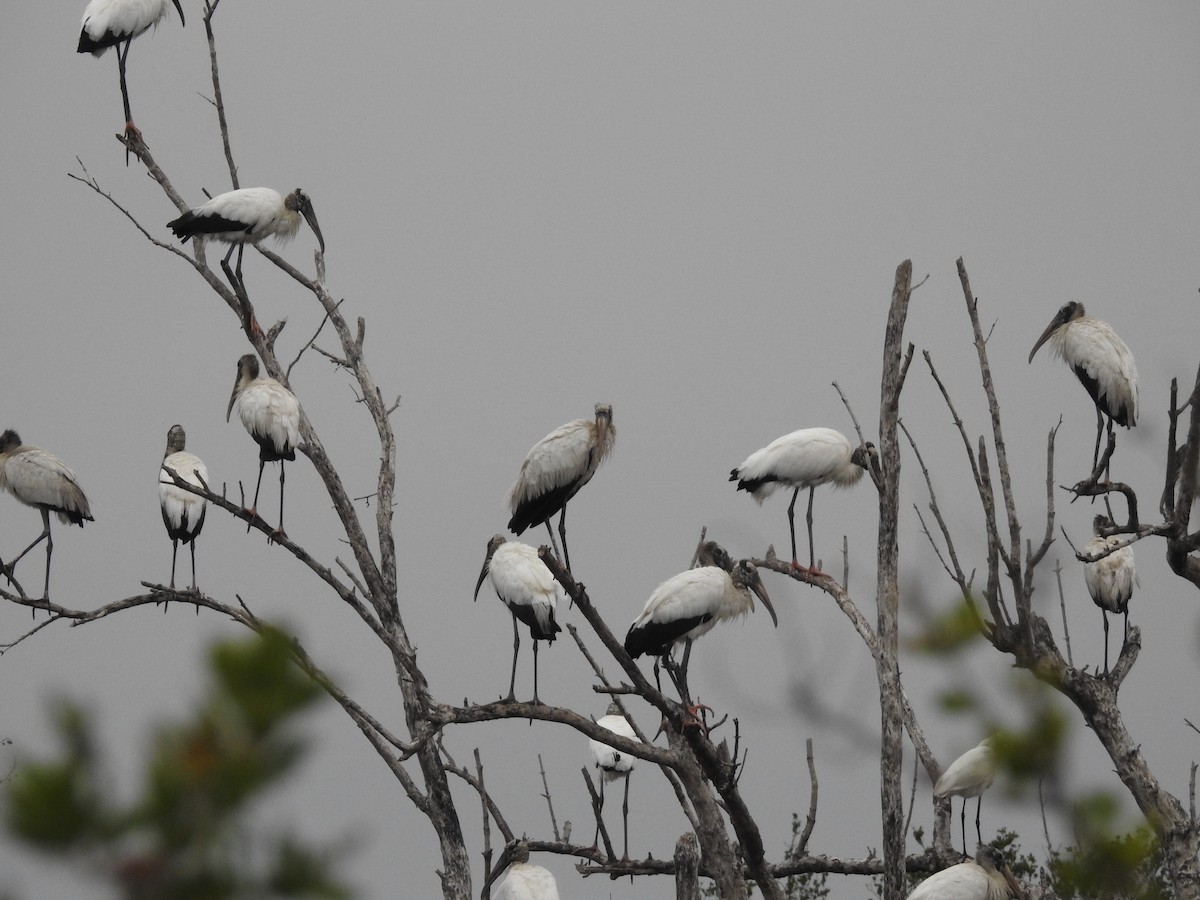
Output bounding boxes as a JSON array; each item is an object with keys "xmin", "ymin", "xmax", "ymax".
[
  {"xmin": 506, "ymin": 403, "xmax": 614, "ymax": 571},
  {"xmin": 0, "ymin": 430, "xmax": 93, "ymax": 602},
  {"xmin": 934, "ymin": 736, "xmax": 997, "ymax": 856},
  {"xmin": 730, "ymin": 426, "xmax": 874, "ymax": 574},
  {"xmin": 158, "ymin": 424, "xmax": 207, "ymax": 599},
  {"xmin": 474, "ymin": 535, "xmax": 563, "ymax": 704},
  {"xmin": 588, "ymin": 702, "xmax": 638, "ymax": 860},
  {"xmin": 1083, "ymin": 515, "xmax": 1137, "ymax": 675},
  {"xmin": 1028, "ymin": 301, "xmax": 1138, "ymax": 471},
  {"xmin": 77, "ymin": 0, "xmax": 185, "ymax": 150},
  {"xmin": 226, "ymin": 355, "xmax": 301, "ymax": 539}
]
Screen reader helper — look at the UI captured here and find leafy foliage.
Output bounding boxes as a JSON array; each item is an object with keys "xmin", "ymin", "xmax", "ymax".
[{"xmin": 3, "ymin": 627, "xmax": 353, "ymax": 899}]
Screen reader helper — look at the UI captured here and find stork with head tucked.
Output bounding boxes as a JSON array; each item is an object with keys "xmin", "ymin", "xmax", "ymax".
[
  {"xmin": 474, "ymin": 535, "xmax": 564, "ymax": 705},
  {"xmin": 0, "ymin": 430, "xmax": 93, "ymax": 602},
  {"xmin": 934, "ymin": 736, "xmax": 997, "ymax": 856},
  {"xmin": 507, "ymin": 403, "xmax": 614, "ymax": 571},
  {"xmin": 491, "ymin": 842, "xmax": 560, "ymax": 900},
  {"xmin": 77, "ymin": 0, "xmax": 185, "ymax": 147},
  {"xmin": 588, "ymin": 702, "xmax": 638, "ymax": 859},
  {"xmin": 731, "ymin": 426, "xmax": 875, "ymax": 574},
  {"xmin": 1029, "ymin": 301, "xmax": 1138, "ymax": 469},
  {"xmin": 227, "ymin": 355, "xmax": 301, "ymax": 538},
  {"xmin": 624, "ymin": 543, "xmax": 777, "ymax": 694},
  {"xmin": 1083, "ymin": 515, "xmax": 1136, "ymax": 675},
  {"xmin": 159, "ymin": 424, "xmax": 207, "ymax": 599},
  {"xmin": 907, "ymin": 844, "xmax": 1026, "ymax": 900}
]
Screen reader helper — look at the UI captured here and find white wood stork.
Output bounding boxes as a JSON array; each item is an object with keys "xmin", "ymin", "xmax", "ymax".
[
  {"xmin": 934, "ymin": 737, "xmax": 997, "ymax": 856},
  {"xmin": 226, "ymin": 354, "xmax": 301, "ymax": 537},
  {"xmin": 1029, "ymin": 301, "xmax": 1138, "ymax": 468},
  {"xmin": 507, "ymin": 403, "xmax": 614, "ymax": 572},
  {"xmin": 159, "ymin": 424, "xmax": 207, "ymax": 598},
  {"xmin": 907, "ymin": 845, "xmax": 1026, "ymax": 900},
  {"xmin": 493, "ymin": 842, "xmax": 560, "ymax": 900},
  {"xmin": 589, "ymin": 701, "xmax": 638, "ymax": 859},
  {"xmin": 77, "ymin": 0, "xmax": 185, "ymax": 142},
  {"xmin": 1083, "ymin": 515, "xmax": 1137, "ymax": 675},
  {"xmin": 474, "ymin": 535, "xmax": 564, "ymax": 704},
  {"xmin": 167, "ymin": 188, "xmax": 325, "ymax": 284},
  {"xmin": 624, "ymin": 544, "xmax": 777, "ymax": 670},
  {"xmin": 0, "ymin": 430, "xmax": 93, "ymax": 601},
  {"xmin": 730, "ymin": 427, "xmax": 875, "ymax": 573}
]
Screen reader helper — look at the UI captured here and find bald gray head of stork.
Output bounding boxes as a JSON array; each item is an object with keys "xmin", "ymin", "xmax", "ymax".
[
  {"xmin": 975, "ymin": 844, "xmax": 1026, "ymax": 900},
  {"xmin": 226, "ymin": 354, "xmax": 261, "ymax": 423},
  {"xmin": 731, "ymin": 560, "xmax": 778, "ymax": 627},
  {"xmin": 1028, "ymin": 300, "xmax": 1085, "ymax": 364},
  {"xmin": 285, "ymin": 189, "xmax": 325, "ymax": 255},
  {"xmin": 473, "ymin": 533, "xmax": 508, "ymax": 601}
]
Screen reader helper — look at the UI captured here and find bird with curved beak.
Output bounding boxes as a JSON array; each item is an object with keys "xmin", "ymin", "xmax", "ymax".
[{"xmin": 906, "ymin": 844, "xmax": 1026, "ymax": 900}]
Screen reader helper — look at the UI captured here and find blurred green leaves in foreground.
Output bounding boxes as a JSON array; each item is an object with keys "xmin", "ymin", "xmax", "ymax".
[{"xmin": 4, "ymin": 626, "xmax": 354, "ymax": 899}]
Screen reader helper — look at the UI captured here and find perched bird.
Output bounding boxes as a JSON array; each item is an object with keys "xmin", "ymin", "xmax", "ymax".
[
  {"xmin": 588, "ymin": 701, "xmax": 638, "ymax": 859},
  {"xmin": 934, "ymin": 737, "xmax": 997, "ymax": 855},
  {"xmin": 226, "ymin": 355, "xmax": 301, "ymax": 537},
  {"xmin": 493, "ymin": 842, "xmax": 560, "ymax": 900},
  {"xmin": 1029, "ymin": 301, "xmax": 1138, "ymax": 469},
  {"xmin": 624, "ymin": 543, "xmax": 777, "ymax": 678},
  {"xmin": 507, "ymin": 404, "xmax": 615, "ymax": 571},
  {"xmin": 474, "ymin": 535, "xmax": 564, "ymax": 704},
  {"xmin": 1083, "ymin": 515, "xmax": 1136, "ymax": 675},
  {"xmin": 731, "ymin": 427, "xmax": 874, "ymax": 573},
  {"xmin": 0, "ymin": 430, "xmax": 93, "ymax": 601},
  {"xmin": 77, "ymin": 0, "xmax": 185, "ymax": 147},
  {"xmin": 906, "ymin": 844, "xmax": 1026, "ymax": 900},
  {"xmin": 167, "ymin": 187, "xmax": 325, "ymax": 279},
  {"xmin": 158, "ymin": 425, "xmax": 207, "ymax": 598}
]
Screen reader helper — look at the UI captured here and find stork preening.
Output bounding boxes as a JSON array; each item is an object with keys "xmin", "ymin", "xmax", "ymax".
[
  {"xmin": 1083, "ymin": 515, "xmax": 1137, "ymax": 675},
  {"xmin": 934, "ymin": 737, "xmax": 997, "ymax": 856},
  {"xmin": 1029, "ymin": 301, "xmax": 1138, "ymax": 470},
  {"xmin": 906, "ymin": 845, "xmax": 1026, "ymax": 900},
  {"xmin": 474, "ymin": 535, "xmax": 564, "ymax": 704},
  {"xmin": 158, "ymin": 425, "xmax": 207, "ymax": 599},
  {"xmin": 731, "ymin": 427, "xmax": 875, "ymax": 574},
  {"xmin": 77, "ymin": 0, "xmax": 185, "ymax": 152},
  {"xmin": 0, "ymin": 430, "xmax": 93, "ymax": 602},
  {"xmin": 588, "ymin": 702, "xmax": 638, "ymax": 859},
  {"xmin": 226, "ymin": 355, "xmax": 301, "ymax": 538},
  {"xmin": 507, "ymin": 403, "xmax": 614, "ymax": 571},
  {"xmin": 492, "ymin": 842, "xmax": 560, "ymax": 900},
  {"xmin": 624, "ymin": 543, "xmax": 776, "ymax": 696},
  {"xmin": 168, "ymin": 188, "xmax": 325, "ymax": 319}
]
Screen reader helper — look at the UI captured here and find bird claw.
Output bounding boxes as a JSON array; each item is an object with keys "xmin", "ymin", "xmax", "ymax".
[{"xmin": 682, "ymin": 703, "xmax": 714, "ymax": 734}]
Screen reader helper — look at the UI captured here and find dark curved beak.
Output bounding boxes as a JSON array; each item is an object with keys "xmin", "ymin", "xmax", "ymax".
[
  {"xmin": 302, "ymin": 201, "xmax": 325, "ymax": 255},
  {"xmin": 172, "ymin": 0, "xmax": 185, "ymax": 27},
  {"xmin": 1001, "ymin": 864, "xmax": 1027, "ymax": 900},
  {"xmin": 752, "ymin": 576, "xmax": 778, "ymax": 627},
  {"xmin": 473, "ymin": 559, "xmax": 490, "ymax": 602},
  {"xmin": 226, "ymin": 384, "xmax": 238, "ymax": 423},
  {"xmin": 1028, "ymin": 321, "xmax": 1057, "ymax": 364}
]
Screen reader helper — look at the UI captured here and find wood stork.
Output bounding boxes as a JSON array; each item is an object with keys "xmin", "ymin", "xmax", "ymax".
[
  {"xmin": 0, "ymin": 430, "xmax": 93, "ymax": 601},
  {"xmin": 1083, "ymin": 515, "xmax": 1136, "ymax": 675},
  {"xmin": 507, "ymin": 403, "xmax": 614, "ymax": 572},
  {"xmin": 226, "ymin": 354, "xmax": 301, "ymax": 537},
  {"xmin": 159, "ymin": 424, "xmax": 207, "ymax": 598},
  {"xmin": 934, "ymin": 737, "xmax": 997, "ymax": 856},
  {"xmin": 1028, "ymin": 301, "xmax": 1138, "ymax": 468},
  {"xmin": 730, "ymin": 427, "xmax": 875, "ymax": 573},
  {"xmin": 167, "ymin": 188, "xmax": 325, "ymax": 291},
  {"xmin": 493, "ymin": 842, "xmax": 560, "ymax": 900},
  {"xmin": 907, "ymin": 844, "xmax": 1026, "ymax": 900},
  {"xmin": 589, "ymin": 701, "xmax": 638, "ymax": 859},
  {"xmin": 77, "ymin": 0, "xmax": 185, "ymax": 144},
  {"xmin": 474, "ymin": 535, "xmax": 564, "ymax": 704},
  {"xmin": 624, "ymin": 543, "xmax": 777, "ymax": 668}
]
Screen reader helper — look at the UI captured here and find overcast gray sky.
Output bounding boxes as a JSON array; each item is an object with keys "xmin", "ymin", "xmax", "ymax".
[{"xmin": 2, "ymin": 3, "xmax": 1199, "ymax": 898}]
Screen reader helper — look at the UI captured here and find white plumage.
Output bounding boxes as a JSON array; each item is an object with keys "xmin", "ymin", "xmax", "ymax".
[
  {"xmin": 907, "ymin": 845, "xmax": 1025, "ymax": 900},
  {"xmin": 589, "ymin": 702, "xmax": 638, "ymax": 859},
  {"xmin": 159, "ymin": 424, "xmax": 207, "ymax": 595},
  {"xmin": 624, "ymin": 544, "xmax": 776, "ymax": 661},
  {"xmin": 507, "ymin": 403, "xmax": 614, "ymax": 571},
  {"xmin": 474, "ymin": 535, "xmax": 564, "ymax": 704},
  {"xmin": 1083, "ymin": 515, "xmax": 1137, "ymax": 673},
  {"xmin": 226, "ymin": 354, "xmax": 301, "ymax": 536},
  {"xmin": 934, "ymin": 737, "xmax": 996, "ymax": 854},
  {"xmin": 495, "ymin": 854, "xmax": 560, "ymax": 900},
  {"xmin": 0, "ymin": 429, "xmax": 93, "ymax": 601},
  {"xmin": 167, "ymin": 188, "xmax": 325, "ymax": 271},
  {"xmin": 730, "ymin": 426, "xmax": 874, "ymax": 572}
]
